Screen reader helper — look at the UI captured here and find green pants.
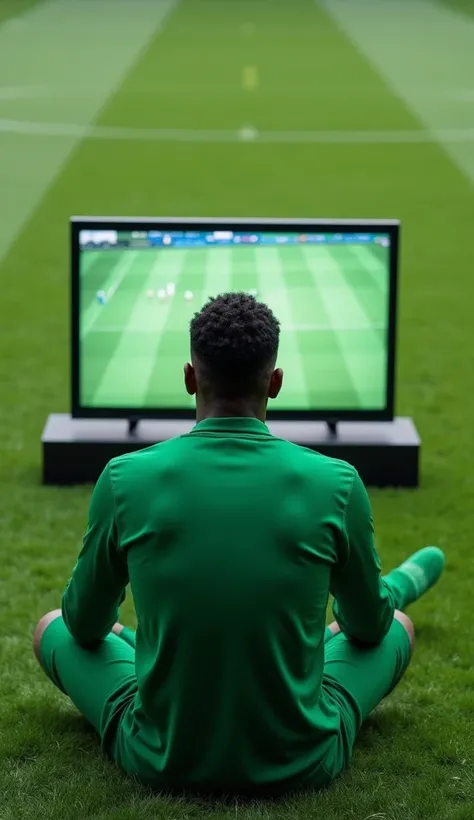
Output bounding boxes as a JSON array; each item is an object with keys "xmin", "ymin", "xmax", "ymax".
[{"xmin": 39, "ymin": 617, "xmax": 411, "ymax": 788}]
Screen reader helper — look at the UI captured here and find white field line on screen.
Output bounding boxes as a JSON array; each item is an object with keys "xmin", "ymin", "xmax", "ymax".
[
  {"xmin": 88, "ymin": 322, "xmax": 386, "ymax": 333},
  {"xmin": 106, "ymin": 255, "xmax": 138, "ymax": 299},
  {"xmin": 107, "ymin": 277, "xmax": 123, "ymax": 299},
  {"xmin": 285, "ymin": 323, "xmax": 385, "ymax": 332},
  {"xmin": 0, "ymin": 85, "xmax": 50, "ymax": 100},
  {"xmin": 92, "ymin": 250, "xmax": 188, "ymax": 408},
  {"xmin": 3, "ymin": 118, "xmax": 474, "ymax": 145},
  {"xmin": 81, "ymin": 252, "xmax": 138, "ymax": 338}
]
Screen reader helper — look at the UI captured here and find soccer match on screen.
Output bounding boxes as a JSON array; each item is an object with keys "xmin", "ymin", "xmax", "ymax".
[{"xmin": 80, "ymin": 228, "xmax": 390, "ymax": 412}]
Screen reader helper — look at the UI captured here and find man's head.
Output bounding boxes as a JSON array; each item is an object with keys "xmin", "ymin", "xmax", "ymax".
[{"xmin": 184, "ymin": 292, "xmax": 283, "ymax": 420}]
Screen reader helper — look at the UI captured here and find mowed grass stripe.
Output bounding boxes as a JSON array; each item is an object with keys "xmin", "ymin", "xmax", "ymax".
[
  {"xmin": 320, "ymin": 0, "xmax": 474, "ymax": 186},
  {"xmin": 441, "ymin": 0, "xmax": 474, "ymax": 18},
  {"xmin": 81, "ymin": 249, "xmax": 105, "ymax": 278},
  {"xmin": 0, "ymin": 0, "xmax": 179, "ymax": 270},
  {"xmin": 277, "ymin": 246, "xmax": 361, "ymax": 410},
  {"xmin": 368, "ymin": 242, "xmax": 391, "ymax": 270},
  {"xmin": 143, "ymin": 249, "xmax": 209, "ymax": 408},
  {"xmin": 81, "ymin": 252, "xmax": 152, "ymax": 405},
  {"xmin": 330, "ymin": 245, "xmax": 388, "ymax": 338},
  {"xmin": 304, "ymin": 246, "xmax": 385, "ymax": 408},
  {"xmin": 230, "ymin": 245, "xmax": 259, "ymax": 295},
  {"xmin": 204, "ymin": 247, "xmax": 233, "ymax": 299},
  {"xmin": 0, "ymin": 0, "xmax": 40, "ymax": 26},
  {"xmin": 253, "ymin": 246, "xmax": 311, "ymax": 409},
  {"xmin": 347, "ymin": 245, "xmax": 388, "ymax": 296}
]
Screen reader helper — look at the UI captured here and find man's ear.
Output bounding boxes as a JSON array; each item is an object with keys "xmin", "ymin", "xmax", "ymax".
[
  {"xmin": 184, "ymin": 362, "xmax": 197, "ymax": 396},
  {"xmin": 268, "ymin": 368, "xmax": 283, "ymax": 400}
]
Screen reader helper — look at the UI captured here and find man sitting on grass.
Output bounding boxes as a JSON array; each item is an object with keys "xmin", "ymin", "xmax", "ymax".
[{"xmin": 33, "ymin": 292, "xmax": 445, "ymax": 796}]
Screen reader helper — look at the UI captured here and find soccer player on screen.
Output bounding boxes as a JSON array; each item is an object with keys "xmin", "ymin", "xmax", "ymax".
[{"xmin": 33, "ymin": 293, "xmax": 445, "ymax": 795}]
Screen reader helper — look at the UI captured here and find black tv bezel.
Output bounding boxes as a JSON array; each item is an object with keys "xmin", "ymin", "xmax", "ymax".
[{"xmin": 71, "ymin": 216, "xmax": 399, "ymax": 422}]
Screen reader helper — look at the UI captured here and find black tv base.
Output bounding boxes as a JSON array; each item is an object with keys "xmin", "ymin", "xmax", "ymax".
[{"xmin": 42, "ymin": 414, "xmax": 420, "ymax": 487}]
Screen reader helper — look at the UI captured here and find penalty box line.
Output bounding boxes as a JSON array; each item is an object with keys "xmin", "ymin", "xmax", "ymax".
[{"xmin": 85, "ymin": 322, "xmax": 386, "ymax": 334}]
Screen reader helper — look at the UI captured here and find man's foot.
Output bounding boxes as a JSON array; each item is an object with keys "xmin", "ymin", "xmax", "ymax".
[{"xmin": 385, "ymin": 546, "xmax": 445, "ymax": 609}]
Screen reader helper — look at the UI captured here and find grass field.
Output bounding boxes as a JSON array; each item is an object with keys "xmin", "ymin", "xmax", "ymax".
[
  {"xmin": 1, "ymin": 0, "xmax": 474, "ymax": 818},
  {"xmin": 80, "ymin": 238, "xmax": 389, "ymax": 411}
]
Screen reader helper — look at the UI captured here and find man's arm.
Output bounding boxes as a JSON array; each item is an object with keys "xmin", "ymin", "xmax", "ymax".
[
  {"xmin": 62, "ymin": 463, "xmax": 128, "ymax": 646},
  {"xmin": 330, "ymin": 469, "xmax": 395, "ymax": 645}
]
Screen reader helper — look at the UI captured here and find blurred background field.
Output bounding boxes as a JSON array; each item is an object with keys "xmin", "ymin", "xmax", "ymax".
[{"xmin": 1, "ymin": 1, "xmax": 474, "ymax": 818}]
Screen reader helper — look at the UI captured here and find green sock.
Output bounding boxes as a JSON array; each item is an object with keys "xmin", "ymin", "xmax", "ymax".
[{"xmin": 384, "ymin": 546, "xmax": 445, "ymax": 610}]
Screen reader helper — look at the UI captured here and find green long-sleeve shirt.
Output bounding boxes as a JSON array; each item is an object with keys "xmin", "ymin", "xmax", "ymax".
[{"xmin": 62, "ymin": 417, "xmax": 395, "ymax": 792}]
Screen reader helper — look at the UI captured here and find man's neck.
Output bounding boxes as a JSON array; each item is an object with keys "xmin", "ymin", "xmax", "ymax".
[{"xmin": 196, "ymin": 400, "xmax": 266, "ymax": 423}]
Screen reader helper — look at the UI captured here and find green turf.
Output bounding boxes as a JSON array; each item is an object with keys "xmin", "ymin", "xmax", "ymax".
[
  {"xmin": 80, "ymin": 241, "xmax": 388, "ymax": 411},
  {"xmin": 0, "ymin": 0, "xmax": 40, "ymax": 22},
  {"xmin": 1, "ymin": 0, "xmax": 474, "ymax": 817},
  {"xmin": 442, "ymin": 0, "xmax": 474, "ymax": 17}
]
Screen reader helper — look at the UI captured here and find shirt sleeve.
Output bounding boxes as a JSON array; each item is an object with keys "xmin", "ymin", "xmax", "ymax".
[
  {"xmin": 62, "ymin": 463, "xmax": 128, "ymax": 646},
  {"xmin": 330, "ymin": 469, "xmax": 395, "ymax": 645}
]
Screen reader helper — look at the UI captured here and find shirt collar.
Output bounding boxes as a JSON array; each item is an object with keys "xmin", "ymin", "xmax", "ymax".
[{"xmin": 192, "ymin": 417, "xmax": 272, "ymax": 436}]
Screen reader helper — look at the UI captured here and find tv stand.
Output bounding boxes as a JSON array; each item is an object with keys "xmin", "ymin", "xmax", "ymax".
[
  {"xmin": 41, "ymin": 415, "xmax": 420, "ymax": 487},
  {"xmin": 128, "ymin": 418, "xmax": 140, "ymax": 436}
]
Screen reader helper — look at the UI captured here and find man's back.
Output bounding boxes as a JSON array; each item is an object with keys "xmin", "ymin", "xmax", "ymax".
[
  {"xmin": 38, "ymin": 294, "xmax": 438, "ymax": 795},
  {"xmin": 74, "ymin": 417, "xmax": 362, "ymax": 792}
]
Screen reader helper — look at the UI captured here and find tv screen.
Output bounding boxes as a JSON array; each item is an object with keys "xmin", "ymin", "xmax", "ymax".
[{"xmin": 71, "ymin": 217, "xmax": 398, "ymax": 421}]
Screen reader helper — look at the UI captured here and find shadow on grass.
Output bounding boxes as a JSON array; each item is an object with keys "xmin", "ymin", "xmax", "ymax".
[
  {"xmin": 7, "ymin": 702, "xmax": 339, "ymax": 812},
  {"xmin": 8, "ymin": 697, "xmax": 436, "ymax": 813},
  {"xmin": 14, "ymin": 462, "xmax": 93, "ymax": 493}
]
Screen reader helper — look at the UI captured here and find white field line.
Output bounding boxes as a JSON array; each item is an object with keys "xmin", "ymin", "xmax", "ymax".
[
  {"xmin": 106, "ymin": 253, "xmax": 141, "ymax": 299},
  {"xmin": 2, "ymin": 117, "xmax": 474, "ymax": 145},
  {"xmin": 0, "ymin": 85, "xmax": 50, "ymax": 101},
  {"xmin": 89, "ymin": 322, "xmax": 385, "ymax": 333},
  {"xmin": 81, "ymin": 252, "xmax": 139, "ymax": 338},
  {"xmin": 285, "ymin": 322, "xmax": 385, "ymax": 332},
  {"xmin": 91, "ymin": 250, "xmax": 188, "ymax": 407}
]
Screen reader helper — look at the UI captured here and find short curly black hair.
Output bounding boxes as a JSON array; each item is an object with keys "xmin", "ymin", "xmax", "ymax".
[{"xmin": 190, "ymin": 292, "xmax": 280, "ymax": 400}]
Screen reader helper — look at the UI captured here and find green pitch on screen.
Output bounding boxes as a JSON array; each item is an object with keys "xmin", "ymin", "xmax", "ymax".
[{"xmin": 80, "ymin": 244, "xmax": 389, "ymax": 411}]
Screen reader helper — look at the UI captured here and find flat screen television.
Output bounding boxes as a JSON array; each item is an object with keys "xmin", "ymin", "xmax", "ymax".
[{"xmin": 71, "ymin": 217, "xmax": 399, "ymax": 422}]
